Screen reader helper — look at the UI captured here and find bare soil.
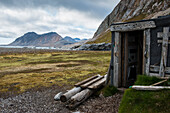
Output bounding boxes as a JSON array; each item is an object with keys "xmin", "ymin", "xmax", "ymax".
[{"xmin": 0, "ymin": 85, "xmax": 123, "ymax": 113}]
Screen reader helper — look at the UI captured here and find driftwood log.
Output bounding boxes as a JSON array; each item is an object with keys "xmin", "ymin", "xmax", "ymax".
[
  {"xmin": 131, "ymin": 85, "xmax": 170, "ymax": 90},
  {"xmin": 60, "ymin": 87, "xmax": 81, "ymax": 102},
  {"xmin": 54, "ymin": 92, "xmax": 63, "ymax": 101},
  {"xmin": 67, "ymin": 89, "xmax": 94, "ymax": 109}
]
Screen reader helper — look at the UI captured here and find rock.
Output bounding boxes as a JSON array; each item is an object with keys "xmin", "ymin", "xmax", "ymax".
[
  {"xmin": 71, "ymin": 43, "xmax": 111, "ymax": 51},
  {"xmin": 88, "ymin": 0, "xmax": 170, "ymax": 44}
]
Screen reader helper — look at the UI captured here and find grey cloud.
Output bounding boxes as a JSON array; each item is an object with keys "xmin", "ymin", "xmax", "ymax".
[
  {"xmin": 0, "ymin": 32, "xmax": 16, "ymax": 38},
  {"xmin": 0, "ymin": 0, "xmax": 119, "ymax": 18}
]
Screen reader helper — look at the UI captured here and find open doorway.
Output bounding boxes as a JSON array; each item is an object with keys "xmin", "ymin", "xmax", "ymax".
[{"xmin": 121, "ymin": 31, "xmax": 143, "ymax": 87}]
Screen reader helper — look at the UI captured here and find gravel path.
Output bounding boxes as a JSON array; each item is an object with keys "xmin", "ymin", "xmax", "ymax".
[{"xmin": 0, "ymin": 85, "xmax": 123, "ymax": 113}]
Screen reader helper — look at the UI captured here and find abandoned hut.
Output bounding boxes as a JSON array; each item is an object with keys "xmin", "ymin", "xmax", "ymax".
[{"xmin": 109, "ymin": 15, "xmax": 170, "ymax": 88}]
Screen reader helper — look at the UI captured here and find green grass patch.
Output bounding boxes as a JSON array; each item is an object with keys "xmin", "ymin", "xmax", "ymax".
[
  {"xmin": 0, "ymin": 51, "xmax": 111, "ymax": 96},
  {"xmin": 119, "ymin": 89, "xmax": 170, "ymax": 113},
  {"xmin": 119, "ymin": 75, "xmax": 170, "ymax": 113},
  {"xmin": 86, "ymin": 30, "xmax": 111, "ymax": 44},
  {"xmin": 135, "ymin": 75, "xmax": 162, "ymax": 86},
  {"xmin": 102, "ymin": 85, "xmax": 118, "ymax": 97}
]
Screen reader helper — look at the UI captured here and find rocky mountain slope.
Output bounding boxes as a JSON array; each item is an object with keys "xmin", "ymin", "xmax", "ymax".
[{"xmin": 87, "ymin": 0, "xmax": 170, "ymax": 44}]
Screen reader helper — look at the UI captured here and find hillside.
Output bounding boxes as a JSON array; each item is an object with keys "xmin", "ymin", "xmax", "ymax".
[{"xmin": 87, "ymin": 0, "xmax": 170, "ymax": 44}]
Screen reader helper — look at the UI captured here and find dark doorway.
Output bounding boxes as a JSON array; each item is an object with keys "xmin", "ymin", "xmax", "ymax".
[{"xmin": 121, "ymin": 31, "xmax": 143, "ymax": 87}]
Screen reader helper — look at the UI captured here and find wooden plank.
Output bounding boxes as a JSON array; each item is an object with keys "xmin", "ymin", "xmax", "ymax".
[
  {"xmin": 150, "ymin": 79, "xmax": 167, "ymax": 86},
  {"xmin": 159, "ymin": 27, "xmax": 169, "ymax": 77},
  {"xmin": 110, "ymin": 21, "xmax": 156, "ymax": 32},
  {"xmin": 150, "ymin": 65, "xmax": 170, "ymax": 74},
  {"xmin": 114, "ymin": 32, "xmax": 121, "ymax": 87},
  {"xmin": 157, "ymin": 32, "xmax": 170, "ymax": 38},
  {"xmin": 60, "ymin": 87, "xmax": 81, "ymax": 102},
  {"xmin": 131, "ymin": 85, "xmax": 170, "ymax": 90},
  {"xmin": 149, "ymin": 73, "xmax": 170, "ymax": 77},
  {"xmin": 105, "ymin": 66, "xmax": 111, "ymax": 85},
  {"xmin": 74, "ymin": 75, "xmax": 99, "ymax": 87},
  {"xmin": 124, "ymin": 33, "xmax": 128, "ymax": 87},
  {"xmin": 88, "ymin": 77, "xmax": 106, "ymax": 89},
  {"xmin": 80, "ymin": 76, "xmax": 103, "ymax": 88},
  {"xmin": 157, "ymin": 40, "xmax": 170, "ymax": 44},
  {"xmin": 143, "ymin": 30, "xmax": 146, "ymax": 74},
  {"xmin": 145, "ymin": 29, "xmax": 151, "ymax": 75}
]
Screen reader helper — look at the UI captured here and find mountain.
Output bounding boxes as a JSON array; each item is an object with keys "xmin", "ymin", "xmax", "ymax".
[
  {"xmin": 9, "ymin": 32, "xmax": 87, "ymax": 48},
  {"xmin": 9, "ymin": 32, "xmax": 62, "ymax": 47},
  {"xmin": 54, "ymin": 36, "xmax": 87, "ymax": 48},
  {"xmin": 87, "ymin": 0, "xmax": 170, "ymax": 44}
]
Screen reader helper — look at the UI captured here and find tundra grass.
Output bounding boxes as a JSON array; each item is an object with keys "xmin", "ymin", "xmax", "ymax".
[
  {"xmin": 0, "ymin": 51, "xmax": 111, "ymax": 95},
  {"xmin": 119, "ymin": 75, "xmax": 170, "ymax": 113}
]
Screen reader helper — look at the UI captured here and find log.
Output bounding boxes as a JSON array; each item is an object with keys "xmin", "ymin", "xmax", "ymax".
[
  {"xmin": 88, "ymin": 77, "xmax": 106, "ymax": 89},
  {"xmin": 81, "ymin": 75, "xmax": 103, "ymax": 88},
  {"xmin": 150, "ymin": 79, "xmax": 167, "ymax": 86},
  {"xmin": 54, "ymin": 92, "xmax": 63, "ymax": 101},
  {"xmin": 67, "ymin": 89, "xmax": 94, "ymax": 109},
  {"xmin": 60, "ymin": 87, "xmax": 81, "ymax": 102},
  {"xmin": 131, "ymin": 85, "xmax": 170, "ymax": 90},
  {"xmin": 74, "ymin": 75, "xmax": 99, "ymax": 87}
]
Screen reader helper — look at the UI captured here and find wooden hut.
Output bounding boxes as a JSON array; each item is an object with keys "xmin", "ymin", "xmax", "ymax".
[{"xmin": 109, "ymin": 15, "xmax": 170, "ymax": 87}]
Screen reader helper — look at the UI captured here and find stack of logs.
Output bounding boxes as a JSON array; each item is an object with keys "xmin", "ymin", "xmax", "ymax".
[{"xmin": 54, "ymin": 74, "xmax": 106, "ymax": 109}]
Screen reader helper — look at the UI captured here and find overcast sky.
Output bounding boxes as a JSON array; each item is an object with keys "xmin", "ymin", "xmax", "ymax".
[{"xmin": 0, "ymin": 0, "xmax": 120, "ymax": 44}]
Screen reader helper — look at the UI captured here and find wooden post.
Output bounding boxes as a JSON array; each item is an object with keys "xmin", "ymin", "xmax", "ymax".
[
  {"xmin": 143, "ymin": 30, "xmax": 146, "ymax": 74},
  {"xmin": 158, "ymin": 27, "xmax": 170, "ymax": 77},
  {"xmin": 145, "ymin": 29, "xmax": 151, "ymax": 75},
  {"xmin": 113, "ymin": 32, "xmax": 121, "ymax": 87},
  {"xmin": 110, "ymin": 31, "xmax": 115, "ymax": 86}
]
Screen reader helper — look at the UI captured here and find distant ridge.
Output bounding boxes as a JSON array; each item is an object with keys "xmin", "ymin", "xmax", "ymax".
[{"xmin": 9, "ymin": 32, "xmax": 87, "ymax": 47}]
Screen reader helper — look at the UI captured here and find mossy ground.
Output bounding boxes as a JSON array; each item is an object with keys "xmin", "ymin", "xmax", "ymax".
[
  {"xmin": 101, "ymin": 85, "xmax": 118, "ymax": 97},
  {"xmin": 86, "ymin": 30, "xmax": 111, "ymax": 44},
  {"xmin": 0, "ymin": 51, "xmax": 111, "ymax": 96},
  {"xmin": 119, "ymin": 75, "xmax": 170, "ymax": 113}
]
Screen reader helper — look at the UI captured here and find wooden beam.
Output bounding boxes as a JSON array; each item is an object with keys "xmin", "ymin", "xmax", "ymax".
[
  {"xmin": 88, "ymin": 77, "xmax": 106, "ymax": 89},
  {"xmin": 145, "ymin": 29, "xmax": 151, "ymax": 75},
  {"xmin": 150, "ymin": 79, "xmax": 168, "ymax": 86},
  {"xmin": 74, "ymin": 75, "xmax": 99, "ymax": 87},
  {"xmin": 110, "ymin": 21, "xmax": 156, "ymax": 32},
  {"xmin": 149, "ymin": 73, "xmax": 170, "ymax": 77},
  {"xmin": 143, "ymin": 30, "xmax": 146, "ymax": 74},
  {"xmin": 150, "ymin": 65, "xmax": 170, "ymax": 74},
  {"xmin": 157, "ymin": 32, "xmax": 170, "ymax": 38},
  {"xmin": 157, "ymin": 40, "xmax": 170, "ymax": 44},
  {"xmin": 114, "ymin": 32, "xmax": 121, "ymax": 87},
  {"xmin": 131, "ymin": 85, "xmax": 170, "ymax": 90},
  {"xmin": 81, "ymin": 76, "xmax": 103, "ymax": 88},
  {"xmin": 105, "ymin": 66, "xmax": 111, "ymax": 85},
  {"xmin": 159, "ymin": 27, "xmax": 169, "ymax": 77}
]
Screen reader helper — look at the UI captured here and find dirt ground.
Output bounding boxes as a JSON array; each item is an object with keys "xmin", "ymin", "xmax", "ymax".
[{"xmin": 0, "ymin": 85, "xmax": 123, "ymax": 113}]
